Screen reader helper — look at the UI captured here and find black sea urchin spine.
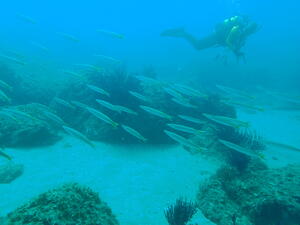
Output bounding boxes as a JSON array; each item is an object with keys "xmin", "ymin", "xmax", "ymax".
[{"xmin": 164, "ymin": 198, "xmax": 197, "ymax": 225}]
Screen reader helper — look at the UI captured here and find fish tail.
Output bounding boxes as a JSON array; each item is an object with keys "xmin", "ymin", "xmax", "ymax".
[
  {"xmin": 112, "ymin": 122, "xmax": 119, "ymax": 128},
  {"xmin": 196, "ymin": 130, "xmax": 206, "ymax": 135}
]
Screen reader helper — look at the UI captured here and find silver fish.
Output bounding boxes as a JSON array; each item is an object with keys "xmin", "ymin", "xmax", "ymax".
[
  {"xmin": 0, "ymin": 149, "xmax": 12, "ymax": 161},
  {"xmin": 2, "ymin": 108, "xmax": 36, "ymax": 121},
  {"xmin": 163, "ymin": 87, "xmax": 183, "ymax": 99},
  {"xmin": 71, "ymin": 101, "xmax": 89, "ymax": 110},
  {"xmin": 0, "ymin": 54, "xmax": 26, "ymax": 66},
  {"xmin": 0, "ymin": 111, "xmax": 19, "ymax": 122},
  {"xmin": 0, "ymin": 89, "xmax": 11, "ymax": 103},
  {"xmin": 42, "ymin": 111, "xmax": 65, "ymax": 126},
  {"xmin": 17, "ymin": 14, "xmax": 37, "ymax": 24},
  {"xmin": 63, "ymin": 70, "xmax": 84, "ymax": 79},
  {"xmin": 35, "ymin": 103, "xmax": 50, "ymax": 111},
  {"xmin": 96, "ymin": 99, "xmax": 118, "ymax": 112},
  {"xmin": 86, "ymin": 106, "xmax": 118, "ymax": 127},
  {"xmin": 219, "ymin": 139, "xmax": 262, "ymax": 158},
  {"xmin": 202, "ymin": 113, "xmax": 250, "ymax": 128},
  {"xmin": 3, "ymin": 49, "xmax": 25, "ymax": 59},
  {"xmin": 216, "ymin": 84, "xmax": 256, "ymax": 100},
  {"xmin": 139, "ymin": 105, "xmax": 172, "ymax": 120},
  {"xmin": 87, "ymin": 85, "xmax": 110, "ymax": 96},
  {"xmin": 96, "ymin": 29, "xmax": 125, "ymax": 39},
  {"xmin": 62, "ymin": 126, "xmax": 95, "ymax": 148},
  {"xmin": 54, "ymin": 97, "xmax": 75, "ymax": 110},
  {"xmin": 173, "ymin": 84, "xmax": 207, "ymax": 98},
  {"xmin": 135, "ymin": 76, "xmax": 163, "ymax": 86},
  {"xmin": 129, "ymin": 91, "xmax": 151, "ymax": 103},
  {"xmin": 224, "ymin": 100, "xmax": 264, "ymax": 112},
  {"xmin": 178, "ymin": 115, "xmax": 206, "ymax": 125},
  {"xmin": 164, "ymin": 130, "xmax": 206, "ymax": 153},
  {"xmin": 57, "ymin": 32, "xmax": 80, "ymax": 42},
  {"xmin": 0, "ymin": 80, "xmax": 12, "ymax": 91},
  {"xmin": 31, "ymin": 41, "xmax": 49, "ymax": 52},
  {"xmin": 171, "ymin": 97, "xmax": 197, "ymax": 108},
  {"xmin": 74, "ymin": 64, "xmax": 102, "ymax": 71},
  {"xmin": 167, "ymin": 123, "xmax": 206, "ymax": 135},
  {"xmin": 121, "ymin": 124, "xmax": 147, "ymax": 142},
  {"xmin": 94, "ymin": 54, "xmax": 121, "ymax": 64},
  {"xmin": 266, "ymin": 140, "xmax": 300, "ymax": 152},
  {"xmin": 115, "ymin": 105, "xmax": 138, "ymax": 115}
]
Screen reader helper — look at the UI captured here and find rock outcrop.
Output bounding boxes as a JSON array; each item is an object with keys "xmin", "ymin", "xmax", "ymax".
[
  {"xmin": 5, "ymin": 183, "xmax": 119, "ymax": 225},
  {"xmin": 197, "ymin": 164, "xmax": 300, "ymax": 225}
]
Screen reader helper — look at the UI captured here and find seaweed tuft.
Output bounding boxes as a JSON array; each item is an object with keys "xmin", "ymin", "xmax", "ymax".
[{"xmin": 164, "ymin": 198, "xmax": 197, "ymax": 225}]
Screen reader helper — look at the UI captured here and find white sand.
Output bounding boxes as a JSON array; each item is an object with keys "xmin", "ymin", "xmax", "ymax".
[{"xmin": 0, "ymin": 110, "xmax": 299, "ymax": 224}]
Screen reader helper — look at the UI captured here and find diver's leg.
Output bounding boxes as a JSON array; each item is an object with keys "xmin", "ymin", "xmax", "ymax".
[
  {"xmin": 161, "ymin": 28, "xmax": 218, "ymax": 50},
  {"xmin": 183, "ymin": 33, "xmax": 218, "ymax": 50}
]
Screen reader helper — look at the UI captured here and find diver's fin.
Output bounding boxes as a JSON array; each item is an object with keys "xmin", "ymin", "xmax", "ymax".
[{"xmin": 161, "ymin": 27, "xmax": 186, "ymax": 37}]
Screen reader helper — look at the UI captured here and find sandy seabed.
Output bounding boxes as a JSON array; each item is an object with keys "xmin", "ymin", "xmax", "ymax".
[{"xmin": 0, "ymin": 110, "xmax": 299, "ymax": 225}]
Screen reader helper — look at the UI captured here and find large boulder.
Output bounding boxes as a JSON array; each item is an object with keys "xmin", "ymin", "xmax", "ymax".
[
  {"xmin": 0, "ymin": 103, "xmax": 61, "ymax": 147},
  {"xmin": 197, "ymin": 164, "xmax": 300, "ymax": 225},
  {"xmin": 5, "ymin": 183, "xmax": 119, "ymax": 225}
]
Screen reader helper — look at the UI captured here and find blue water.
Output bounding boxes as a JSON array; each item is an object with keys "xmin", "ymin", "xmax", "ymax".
[
  {"xmin": 0, "ymin": 0, "xmax": 300, "ymax": 224},
  {"xmin": 0, "ymin": 0, "xmax": 299, "ymax": 87}
]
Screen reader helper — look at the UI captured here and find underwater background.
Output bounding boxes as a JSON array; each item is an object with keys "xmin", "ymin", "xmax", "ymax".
[{"xmin": 0, "ymin": 0, "xmax": 299, "ymax": 225}]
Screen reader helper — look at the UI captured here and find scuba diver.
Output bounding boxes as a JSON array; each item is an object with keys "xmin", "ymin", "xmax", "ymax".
[{"xmin": 161, "ymin": 16, "xmax": 258, "ymax": 60}]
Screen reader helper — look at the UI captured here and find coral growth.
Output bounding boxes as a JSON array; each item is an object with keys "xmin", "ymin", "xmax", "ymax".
[
  {"xmin": 5, "ymin": 183, "xmax": 119, "ymax": 225},
  {"xmin": 197, "ymin": 164, "xmax": 300, "ymax": 225}
]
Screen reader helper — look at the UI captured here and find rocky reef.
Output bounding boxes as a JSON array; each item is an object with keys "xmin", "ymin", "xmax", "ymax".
[
  {"xmin": 0, "ymin": 63, "xmax": 239, "ymax": 146},
  {"xmin": 4, "ymin": 183, "xmax": 119, "ymax": 225},
  {"xmin": 197, "ymin": 163, "xmax": 300, "ymax": 225},
  {"xmin": 0, "ymin": 162, "xmax": 24, "ymax": 183},
  {"xmin": 53, "ymin": 67, "xmax": 235, "ymax": 145}
]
